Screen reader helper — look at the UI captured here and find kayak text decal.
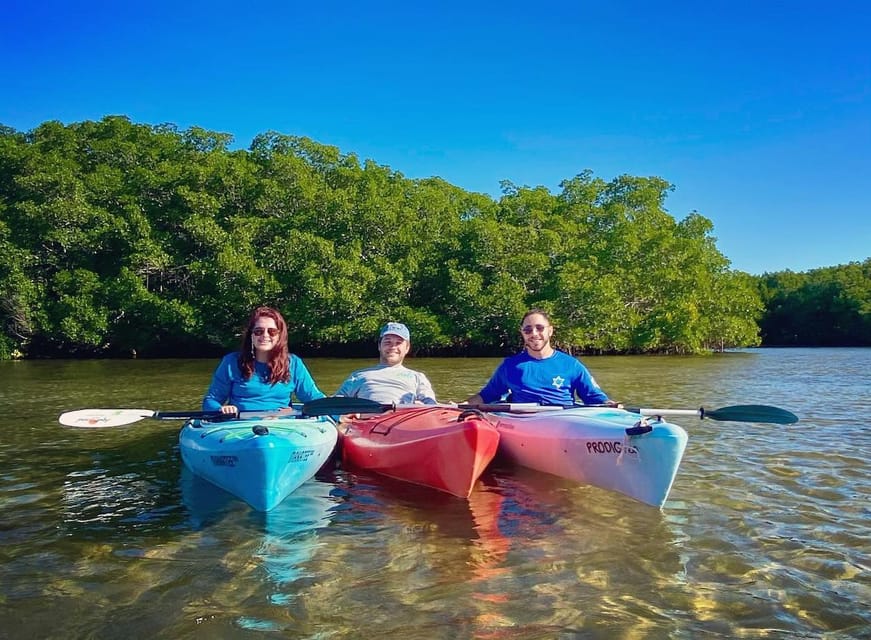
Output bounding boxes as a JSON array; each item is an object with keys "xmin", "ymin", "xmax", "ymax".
[
  {"xmin": 210, "ymin": 455, "xmax": 239, "ymax": 467},
  {"xmin": 586, "ymin": 441, "xmax": 637, "ymax": 455},
  {"xmin": 291, "ymin": 449, "xmax": 315, "ymax": 462}
]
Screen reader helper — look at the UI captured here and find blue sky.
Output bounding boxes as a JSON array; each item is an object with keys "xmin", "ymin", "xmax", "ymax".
[{"xmin": 3, "ymin": 1, "xmax": 869, "ymax": 275}]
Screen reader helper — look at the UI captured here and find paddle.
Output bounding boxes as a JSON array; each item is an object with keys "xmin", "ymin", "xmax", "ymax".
[
  {"xmin": 300, "ymin": 396, "xmax": 568, "ymax": 417},
  {"xmin": 58, "ymin": 408, "xmax": 294, "ymax": 428},
  {"xmin": 301, "ymin": 397, "xmax": 798, "ymax": 424},
  {"xmin": 625, "ymin": 404, "xmax": 798, "ymax": 424}
]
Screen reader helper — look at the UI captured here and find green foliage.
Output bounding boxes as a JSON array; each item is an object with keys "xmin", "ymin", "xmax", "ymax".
[
  {"xmin": 0, "ymin": 116, "xmax": 815, "ymax": 359},
  {"xmin": 757, "ymin": 259, "xmax": 871, "ymax": 346}
]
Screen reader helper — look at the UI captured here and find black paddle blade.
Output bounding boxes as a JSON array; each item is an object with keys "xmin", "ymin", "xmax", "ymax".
[
  {"xmin": 703, "ymin": 404, "xmax": 798, "ymax": 424},
  {"xmin": 302, "ymin": 396, "xmax": 393, "ymax": 416}
]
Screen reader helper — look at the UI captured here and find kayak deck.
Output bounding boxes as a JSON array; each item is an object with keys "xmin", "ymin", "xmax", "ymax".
[
  {"xmin": 179, "ymin": 414, "xmax": 338, "ymax": 511},
  {"xmin": 341, "ymin": 406, "xmax": 500, "ymax": 498},
  {"xmin": 493, "ymin": 407, "xmax": 688, "ymax": 508}
]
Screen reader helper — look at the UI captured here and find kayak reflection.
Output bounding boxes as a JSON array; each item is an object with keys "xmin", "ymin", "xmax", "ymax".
[{"xmin": 180, "ymin": 466, "xmax": 339, "ymax": 598}]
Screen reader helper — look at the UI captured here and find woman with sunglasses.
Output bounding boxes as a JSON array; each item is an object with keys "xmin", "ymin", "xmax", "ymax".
[
  {"xmin": 466, "ymin": 309, "xmax": 619, "ymax": 407},
  {"xmin": 202, "ymin": 306, "xmax": 325, "ymax": 414}
]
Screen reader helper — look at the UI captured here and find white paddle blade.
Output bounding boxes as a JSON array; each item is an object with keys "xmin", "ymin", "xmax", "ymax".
[{"xmin": 59, "ymin": 409, "xmax": 155, "ymax": 428}]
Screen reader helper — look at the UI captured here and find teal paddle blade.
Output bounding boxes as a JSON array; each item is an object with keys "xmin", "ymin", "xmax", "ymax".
[
  {"xmin": 302, "ymin": 396, "xmax": 390, "ymax": 416},
  {"xmin": 703, "ymin": 404, "xmax": 798, "ymax": 424}
]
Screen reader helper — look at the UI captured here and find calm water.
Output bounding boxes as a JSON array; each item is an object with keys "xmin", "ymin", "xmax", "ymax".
[{"xmin": 1, "ymin": 349, "xmax": 869, "ymax": 639}]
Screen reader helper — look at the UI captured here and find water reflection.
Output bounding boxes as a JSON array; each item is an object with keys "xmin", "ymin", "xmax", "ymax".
[
  {"xmin": 3, "ymin": 349, "xmax": 871, "ymax": 638},
  {"xmin": 179, "ymin": 468, "xmax": 340, "ymax": 631},
  {"xmin": 63, "ymin": 469, "xmax": 164, "ymax": 526},
  {"xmin": 295, "ymin": 464, "xmax": 688, "ymax": 639},
  {"xmin": 476, "ymin": 467, "xmax": 687, "ymax": 637},
  {"xmin": 59, "ymin": 428, "xmax": 184, "ymax": 538},
  {"xmin": 308, "ymin": 468, "xmax": 517, "ymax": 638}
]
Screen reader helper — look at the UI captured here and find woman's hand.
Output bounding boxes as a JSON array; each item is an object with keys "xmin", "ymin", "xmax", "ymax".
[{"xmin": 221, "ymin": 405, "xmax": 239, "ymax": 414}]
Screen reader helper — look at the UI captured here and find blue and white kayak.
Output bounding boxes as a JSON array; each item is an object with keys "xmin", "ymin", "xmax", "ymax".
[
  {"xmin": 179, "ymin": 413, "xmax": 338, "ymax": 511},
  {"xmin": 491, "ymin": 407, "xmax": 688, "ymax": 508}
]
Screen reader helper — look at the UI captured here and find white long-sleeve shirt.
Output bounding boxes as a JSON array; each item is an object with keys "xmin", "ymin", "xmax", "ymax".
[{"xmin": 335, "ymin": 364, "xmax": 437, "ymax": 405}]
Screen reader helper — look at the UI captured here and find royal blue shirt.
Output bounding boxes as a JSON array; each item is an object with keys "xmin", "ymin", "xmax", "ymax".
[
  {"xmin": 477, "ymin": 350, "xmax": 609, "ymax": 406},
  {"xmin": 202, "ymin": 352, "xmax": 325, "ymax": 411}
]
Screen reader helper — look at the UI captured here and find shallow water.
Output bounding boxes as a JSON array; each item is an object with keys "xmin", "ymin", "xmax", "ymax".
[{"xmin": 1, "ymin": 349, "xmax": 869, "ymax": 638}]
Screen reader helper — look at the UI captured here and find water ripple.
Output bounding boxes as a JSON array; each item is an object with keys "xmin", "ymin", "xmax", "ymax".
[{"xmin": 1, "ymin": 350, "xmax": 870, "ymax": 638}]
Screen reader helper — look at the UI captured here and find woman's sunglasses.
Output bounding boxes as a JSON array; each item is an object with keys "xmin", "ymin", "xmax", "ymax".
[{"xmin": 252, "ymin": 327, "xmax": 279, "ymax": 337}]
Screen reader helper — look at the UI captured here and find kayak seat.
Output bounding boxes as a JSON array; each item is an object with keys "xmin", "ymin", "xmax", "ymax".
[{"xmin": 370, "ymin": 407, "xmax": 427, "ymax": 435}]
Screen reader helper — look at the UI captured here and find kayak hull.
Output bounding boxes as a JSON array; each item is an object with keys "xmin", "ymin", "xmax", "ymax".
[
  {"xmin": 179, "ymin": 414, "xmax": 338, "ymax": 511},
  {"xmin": 493, "ymin": 407, "xmax": 688, "ymax": 508},
  {"xmin": 341, "ymin": 407, "xmax": 500, "ymax": 498}
]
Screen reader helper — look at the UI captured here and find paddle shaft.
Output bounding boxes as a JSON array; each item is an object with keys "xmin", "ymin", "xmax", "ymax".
[
  {"xmin": 628, "ymin": 404, "xmax": 798, "ymax": 424},
  {"xmin": 300, "ymin": 397, "xmax": 571, "ymax": 416},
  {"xmin": 633, "ymin": 407, "xmax": 702, "ymax": 418},
  {"xmin": 298, "ymin": 397, "xmax": 798, "ymax": 424},
  {"xmin": 151, "ymin": 410, "xmax": 225, "ymax": 420},
  {"xmin": 58, "ymin": 408, "xmax": 297, "ymax": 428}
]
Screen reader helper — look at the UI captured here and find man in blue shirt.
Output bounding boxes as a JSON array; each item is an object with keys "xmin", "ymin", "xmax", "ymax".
[{"xmin": 466, "ymin": 309, "xmax": 619, "ymax": 407}]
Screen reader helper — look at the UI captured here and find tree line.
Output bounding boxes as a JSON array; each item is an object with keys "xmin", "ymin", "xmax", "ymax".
[
  {"xmin": 757, "ymin": 260, "xmax": 871, "ymax": 346},
  {"xmin": 0, "ymin": 116, "xmax": 865, "ymax": 360}
]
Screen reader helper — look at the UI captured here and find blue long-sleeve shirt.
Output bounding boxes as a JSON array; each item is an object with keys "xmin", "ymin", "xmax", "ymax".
[
  {"xmin": 202, "ymin": 352, "xmax": 325, "ymax": 411},
  {"xmin": 477, "ymin": 350, "xmax": 609, "ymax": 406}
]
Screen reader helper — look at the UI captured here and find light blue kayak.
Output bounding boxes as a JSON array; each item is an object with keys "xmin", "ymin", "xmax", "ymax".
[
  {"xmin": 492, "ymin": 407, "xmax": 688, "ymax": 508},
  {"xmin": 179, "ymin": 413, "xmax": 338, "ymax": 511}
]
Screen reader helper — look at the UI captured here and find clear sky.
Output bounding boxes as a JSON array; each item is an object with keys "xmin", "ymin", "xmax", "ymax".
[{"xmin": 2, "ymin": 1, "xmax": 869, "ymax": 275}]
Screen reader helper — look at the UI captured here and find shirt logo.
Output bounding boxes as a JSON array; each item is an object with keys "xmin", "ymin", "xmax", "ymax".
[{"xmin": 552, "ymin": 376, "xmax": 565, "ymax": 390}]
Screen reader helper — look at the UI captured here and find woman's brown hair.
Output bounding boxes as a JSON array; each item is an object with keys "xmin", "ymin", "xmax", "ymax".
[{"xmin": 237, "ymin": 306, "xmax": 290, "ymax": 384}]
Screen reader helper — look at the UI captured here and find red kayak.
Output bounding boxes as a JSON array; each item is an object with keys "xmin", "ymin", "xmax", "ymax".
[{"xmin": 340, "ymin": 406, "xmax": 500, "ymax": 498}]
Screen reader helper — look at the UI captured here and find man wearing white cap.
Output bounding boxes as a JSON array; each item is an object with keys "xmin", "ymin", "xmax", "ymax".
[{"xmin": 335, "ymin": 322, "xmax": 437, "ymax": 404}]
